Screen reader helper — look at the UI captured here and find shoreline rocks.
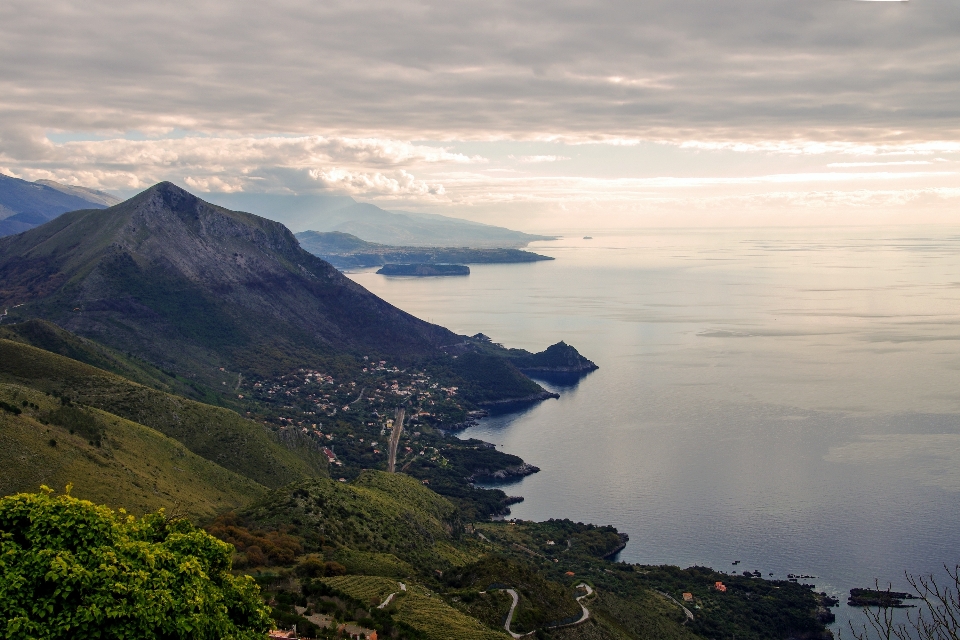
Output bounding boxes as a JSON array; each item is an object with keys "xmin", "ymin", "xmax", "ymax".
[
  {"xmin": 469, "ymin": 462, "xmax": 541, "ymax": 483},
  {"xmin": 476, "ymin": 391, "xmax": 560, "ymax": 407}
]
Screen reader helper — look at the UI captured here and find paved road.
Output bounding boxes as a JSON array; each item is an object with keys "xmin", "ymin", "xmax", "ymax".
[
  {"xmin": 387, "ymin": 407, "xmax": 405, "ymax": 473},
  {"xmin": 501, "ymin": 583, "xmax": 595, "ymax": 638},
  {"xmin": 349, "ymin": 387, "xmax": 366, "ymax": 405},
  {"xmin": 501, "ymin": 589, "xmax": 528, "ymax": 639},
  {"xmin": 377, "ymin": 581, "xmax": 407, "ymax": 609},
  {"xmin": 656, "ymin": 590, "xmax": 695, "ymax": 622}
]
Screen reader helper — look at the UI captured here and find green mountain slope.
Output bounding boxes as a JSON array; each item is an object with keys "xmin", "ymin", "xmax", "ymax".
[
  {"xmin": 0, "ymin": 318, "xmax": 219, "ymax": 401},
  {"xmin": 0, "ymin": 338, "xmax": 325, "ymax": 488},
  {"xmin": 0, "ymin": 182, "xmax": 459, "ymax": 385},
  {"xmin": 238, "ymin": 470, "xmax": 468, "ymax": 571},
  {"xmin": 0, "ymin": 383, "xmax": 265, "ymax": 519}
]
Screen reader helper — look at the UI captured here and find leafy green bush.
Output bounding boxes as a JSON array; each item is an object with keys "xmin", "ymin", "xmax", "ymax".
[{"xmin": 0, "ymin": 487, "xmax": 272, "ymax": 639}]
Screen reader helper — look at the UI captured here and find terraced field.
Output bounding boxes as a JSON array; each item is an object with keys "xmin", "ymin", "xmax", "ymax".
[
  {"xmin": 394, "ymin": 585, "xmax": 510, "ymax": 640},
  {"xmin": 321, "ymin": 575, "xmax": 403, "ymax": 605}
]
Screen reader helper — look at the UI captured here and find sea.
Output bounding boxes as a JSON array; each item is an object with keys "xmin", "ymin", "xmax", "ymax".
[{"xmin": 347, "ymin": 227, "xmax": 960, "ymax": 633}]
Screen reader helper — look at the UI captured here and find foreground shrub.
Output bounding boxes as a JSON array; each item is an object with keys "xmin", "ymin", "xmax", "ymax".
[{"xmin": 0, "ymin": 487, "xmax": 272, "ymax": 639}]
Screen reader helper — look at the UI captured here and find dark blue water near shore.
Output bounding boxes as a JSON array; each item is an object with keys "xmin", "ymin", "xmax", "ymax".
[{"xmin": 350, "ymin": 228, "xmax": 960, "ymax": 632}]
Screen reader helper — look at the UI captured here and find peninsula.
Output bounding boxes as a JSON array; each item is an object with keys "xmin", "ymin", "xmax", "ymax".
[{"xmin": 295, "ymin": 230, "xmax": 554, "ymax": 269}]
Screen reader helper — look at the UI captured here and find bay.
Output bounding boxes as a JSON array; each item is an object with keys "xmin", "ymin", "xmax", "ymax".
[{"xmin": 347, "ymin": 227, "xmax": 960, "ymax": 631}]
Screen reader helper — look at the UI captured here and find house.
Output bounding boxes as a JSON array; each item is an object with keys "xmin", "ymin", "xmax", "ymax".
[
  {"xmin": 682, "ymin": 592, "xmax": 694, "ymax": 602},
  {"xmin": 714, "ymin": 581, "xmax": 727, "ymax": 592}
]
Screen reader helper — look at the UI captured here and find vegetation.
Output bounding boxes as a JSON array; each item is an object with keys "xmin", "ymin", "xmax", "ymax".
[
  {"xmin": 0, "ymin": 383, "xmax": 265, "ymax": 519},
  {"xmin": 231, "ymin": 471, "xmax": 471, "ymax": 572},
  {"xmin": 447, "ymin": 555, "xmax": 582, "ymax": 633},
  {"xmin": 392, "ymin": 585, "xmax": 510, "ymax": 640},
  {"xmin": 0, "ymin": 488, "xmax": 271, "ymax": 639},
  {"xmin": 320, "ymin": 575, "xmax": 403, "ymax": 605},
  {"xmin": 449, "ymin": 352, "xmax": 545, "ymax": 404},
  {"xmin": 0, "ymin": 338, "xmax": 326, "ymax": 488}
]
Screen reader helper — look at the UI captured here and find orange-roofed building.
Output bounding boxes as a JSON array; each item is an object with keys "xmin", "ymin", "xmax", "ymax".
[
  {"xmin": 714, "ymin": 581, "xmax": 727, "ymax": 592},
  {"xmin": 682, "ymin": 592, "xmax": 694, "ymax": 602},
  {"xmin": 565, "ymin": 571, "xmax": 575, "ymax": 576}
]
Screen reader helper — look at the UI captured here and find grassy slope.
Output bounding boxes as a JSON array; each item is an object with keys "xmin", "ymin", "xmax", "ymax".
[
  {"xmin": 0, "ymin": 338, "xmax": 326, "ymax": 488},
  {"xmin": 392, "ymin": 585, "xmax": 510, "ymax": 640},
  {"xmin": 0, "ymin": 383, "xmax": 265, "ymax": 519},
  {"xmin": 0, "ymin": 319, "xmax": 226, "ymax": 404},
  {"xmin": 240, "ymin": 470, "xmax": 477, "ymax": 572}
]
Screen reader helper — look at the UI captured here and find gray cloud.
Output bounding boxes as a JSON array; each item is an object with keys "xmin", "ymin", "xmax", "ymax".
[{"xmin": 1, "ymin": 0, "xmax": 959, "ymax": 143}]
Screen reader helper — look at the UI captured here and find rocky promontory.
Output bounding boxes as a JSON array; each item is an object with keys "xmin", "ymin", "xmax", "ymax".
[
  {"xmin": 469, "ymin": 462, "xmax": 540, "ymax": 483},
  {"xmin": 507, "ymin": 341, "xmax": 599, "ymax": 373}
]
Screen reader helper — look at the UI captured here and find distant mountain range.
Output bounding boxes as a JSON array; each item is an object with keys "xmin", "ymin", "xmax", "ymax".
[
  {"xmin": 203, "ymin": 192, "xmax": 555, "ymax": 248},
  {"xmin": 0, "ymin": 175, "xmax": 554, "ymax": 248},
  {"xmin": 0, "ymin": 173, "xmax": 120, "ymax": 237}
]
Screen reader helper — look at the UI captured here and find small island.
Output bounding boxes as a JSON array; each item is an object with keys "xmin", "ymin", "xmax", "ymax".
[{"xmin": 377, "ymin": 263, "xmax": 470, "ymax": 276}]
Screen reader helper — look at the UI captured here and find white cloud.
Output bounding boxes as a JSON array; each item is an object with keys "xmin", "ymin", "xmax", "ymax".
[
  {"xmin": 827, "ymin": 161, "xmax": 933, "ymax": 167},
  {"xmin": 680, "ymin": 141, "xmax": 960, "ymax": 156},
  {"xmin": 509, "ymin": 155, "xmax": 571, "ymax": 163},
  {"xmin": 308, "ymin": 168, "xmax": 445, "ymax": 197}
]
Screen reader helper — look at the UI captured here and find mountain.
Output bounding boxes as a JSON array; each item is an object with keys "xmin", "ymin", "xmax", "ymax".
[
  {"xmin": 0, "ymin": 182, "xmax": 459, "ymax": 381},
  {"xmin": 0, "ymin": 381, "xmax": 266, "ymax": 519},
  {"xmin": 295, "ymin": 230, "xmax": 554, "ymax": 269},
  {"xmin": 34, "ymin": 179, "xmax": 120, "ymax": 206},
  {"xmin": 0, "ymin": 173, "xmax": 120, "ymax": 237},
  {"xmin": 203, "ymin": 191, "xmax": 554, "ymax": 248}
]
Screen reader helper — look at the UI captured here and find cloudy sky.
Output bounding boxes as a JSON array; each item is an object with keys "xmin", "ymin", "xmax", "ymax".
[{"xmin": 1, "ymin": 0, "xmax": 959, "ymax": 230}]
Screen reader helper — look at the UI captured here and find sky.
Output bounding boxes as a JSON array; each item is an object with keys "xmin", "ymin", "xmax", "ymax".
[{"xmin": 1, "ymin": 0, "xmax": 959, "ymax": 231}]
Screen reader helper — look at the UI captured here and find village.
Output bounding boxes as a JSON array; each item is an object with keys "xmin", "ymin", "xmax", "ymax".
[{"xmin": 239, "ymin": 359, "xmax": 473, "ymax": 480}]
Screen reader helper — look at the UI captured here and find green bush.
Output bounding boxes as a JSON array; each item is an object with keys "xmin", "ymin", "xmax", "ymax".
[{"xmin": 0, "ymin": 487, "xmax": 272, "ymax": 639}]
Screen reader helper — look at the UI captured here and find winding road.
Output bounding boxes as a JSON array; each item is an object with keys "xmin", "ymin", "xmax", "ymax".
[
  {"xmin": 501, "ymin": 582, "xmax": 595, "ymax": 638},
  {"xmin": 377, "ymin": 581, "xmax": 406, "ymax": 609}
]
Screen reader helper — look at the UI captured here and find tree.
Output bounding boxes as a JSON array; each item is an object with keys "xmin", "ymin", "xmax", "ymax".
[
  {"xmin": 847, "ymin": 567, "xmax": 960, "ymax": 640},
  {"xmin": 0, "ymin": 487, "xmax": 272, "ymax": 639}
]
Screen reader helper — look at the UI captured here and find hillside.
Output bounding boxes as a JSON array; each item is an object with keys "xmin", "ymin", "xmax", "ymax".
[
  {"xmin": 0, "ymin": 173, "xmax": 119, "ymax": 237},
  {"xmin": 209, "ymin": 471, "xmax": 833, "ymax": 640},
  {"xmin": 0, "ymin": 383, "xmax": 265, "ymax": 519},
  {"xmin": 0, "ymin": 182, "xmax": 459, "ymax": 383},
  {"xmin": 0, "ymin": 338, "xmax": 326, "ymax": 488},
  {"xmin": 295, "ymin": 230, "xmax": 554, "ymax": 269}
]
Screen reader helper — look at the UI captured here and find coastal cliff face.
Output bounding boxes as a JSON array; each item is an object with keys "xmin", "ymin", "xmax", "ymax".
[{"xmin": 508, "ymin": 341, "xmax": 599, "ymax": 373}]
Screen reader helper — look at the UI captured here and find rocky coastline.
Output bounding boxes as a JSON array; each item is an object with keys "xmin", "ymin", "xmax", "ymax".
[
  {"xmin": 602, "ymin": 532, "xmax": 630, "ymax": 559},
  {"xmin": 468, "ymin": 462, "xmax": 540, "ymax": 483},
  {"xmin": 476, "ymin": 390, "xmax": 560, "ymax": 407}
]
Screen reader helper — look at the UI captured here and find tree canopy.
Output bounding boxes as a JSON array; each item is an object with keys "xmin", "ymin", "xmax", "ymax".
[{"xmin": 0, "ymin": 487, "xmax": 271, "ymax": 639}]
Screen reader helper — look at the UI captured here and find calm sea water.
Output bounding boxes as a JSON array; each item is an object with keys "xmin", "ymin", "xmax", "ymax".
[{"xmin": 348, "ymin": 228, "xmax": 960, "ymax": 631}]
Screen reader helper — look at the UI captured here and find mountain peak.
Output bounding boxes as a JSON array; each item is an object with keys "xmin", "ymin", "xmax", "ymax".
[{"xmin": 0, "ymin": 183, "xmax": 458, "ymax": 378}]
